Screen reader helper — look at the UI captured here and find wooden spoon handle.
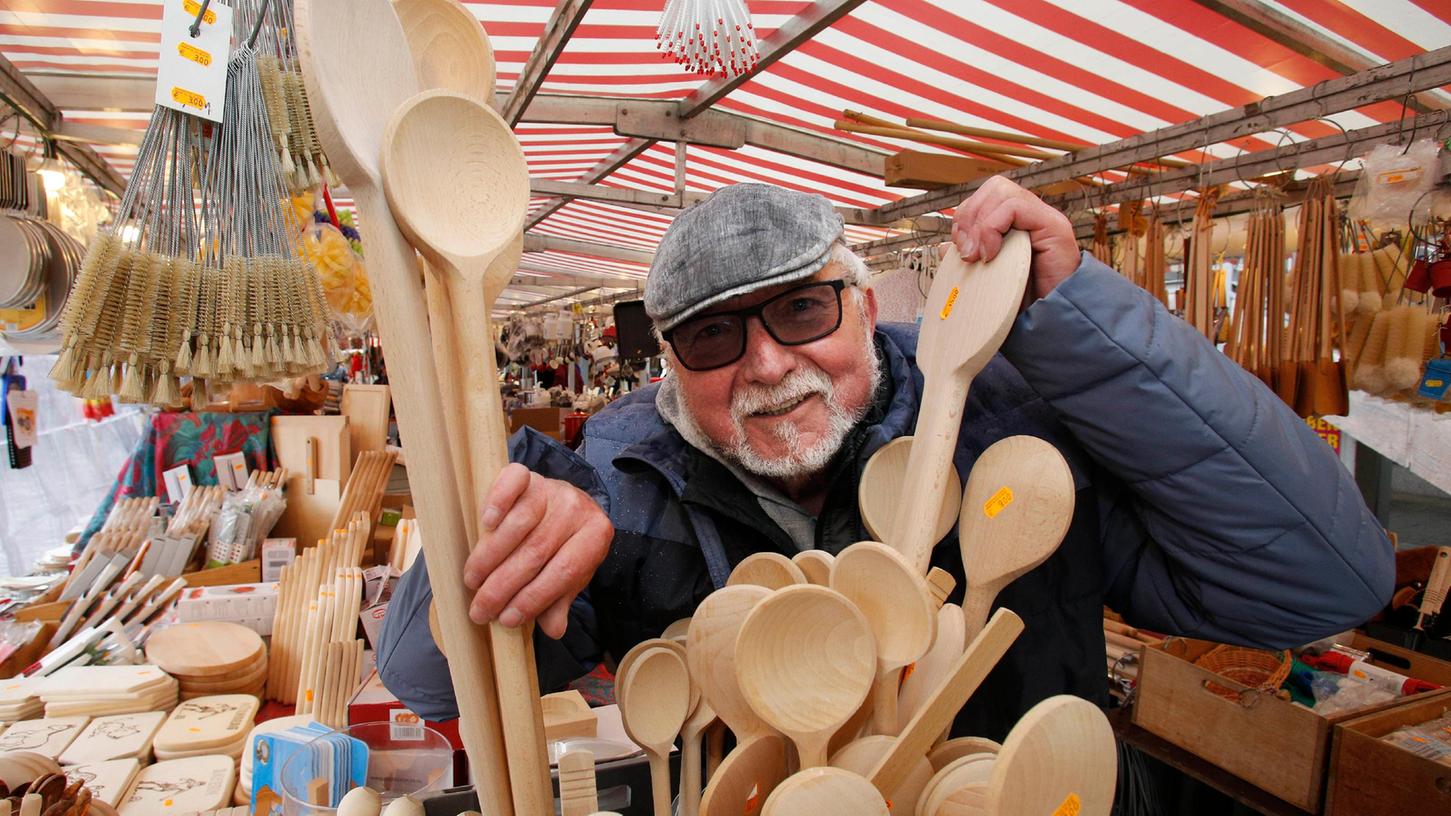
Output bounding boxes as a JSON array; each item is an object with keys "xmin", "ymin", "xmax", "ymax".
[
  {"xmin": 648, "ymin": 752, "xmax": 673, "ymax": 816},
  {"xmin": 347, "ymin": 185, "xmax": 513, "ymax": 810},
  {"xmin": 867, "ymin": 608, "xmax": 1023, "ymax": 797},
  {"xmin": 422, "ymin": 264, "xmax": 475, "ymax": 517},
  {"xmin": 960, "ymin": 588, "xmax": 993, "ymax": 643},
  {"xmin": 681, "ymin": 720, "xmax": 708, "ymax": 816},
  {"xmin": 893, "ymin": 374, "xmax": 972, "ymax": 573},
  {"xmin": 870, "ymin": 670, "xmax": 900, "ymax": 736}
]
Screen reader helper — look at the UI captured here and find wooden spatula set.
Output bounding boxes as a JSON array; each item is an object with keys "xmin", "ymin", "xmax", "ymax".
[{"xmin": 294, "ymin": 0, "xmax": 547, "ymax": 814}]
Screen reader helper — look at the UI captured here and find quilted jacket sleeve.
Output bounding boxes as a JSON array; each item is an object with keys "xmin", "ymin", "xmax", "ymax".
[
  {"xmin": 377, "ymin": 428, "xmax": 608, "ymax": 720},
  {"xmin": 1000, "ymin": 253, "xmax": 1394, "ymax": 648}
]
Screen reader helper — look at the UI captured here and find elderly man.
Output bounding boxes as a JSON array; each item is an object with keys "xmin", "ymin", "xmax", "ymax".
[{"xmin": 378, "ymin": 178, "xmax": 1392, "ymax": 740}]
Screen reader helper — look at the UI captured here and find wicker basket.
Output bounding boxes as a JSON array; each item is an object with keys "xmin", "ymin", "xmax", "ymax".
[{"xmin": 1192, "ymin": 644, "xmax": 1293, "ymax": 701}]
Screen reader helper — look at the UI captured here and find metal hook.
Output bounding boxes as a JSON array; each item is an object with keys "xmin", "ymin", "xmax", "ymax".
[
  {"xmin": 1313, "ymin": 116, "xmax": 1353, "ymax": 180},
  {"xmin": 189, "ymin": 0, "xmax": 211, "ymax": 37},
  {"xmin": 0, "ymin": 111, "xmax": 21, "ymax": 151},
  {"xmin": 248, "ymin": 0, "xmax": 271, "ymax": 49}
]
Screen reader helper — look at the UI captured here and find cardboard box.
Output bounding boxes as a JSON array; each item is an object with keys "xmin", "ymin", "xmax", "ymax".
[
  {"xmin": 509, "ymin": 407, "xmax": 567, "ymax": 436},
  {"xmin": 1133, "ymin": 633, "xmax": 1451, "ymax": 812},
  {"xmin": 175, "ymin": 582, "xmax": 278, "ymax": 635},
  {"xmin": 1326, "ymin": 689, "xmax": 1451, "ymax": 815}
]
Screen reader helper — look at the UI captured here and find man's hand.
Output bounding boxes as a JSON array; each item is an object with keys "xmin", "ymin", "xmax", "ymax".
[
  {"xmin": 950, "ymin": 176, "xmax": 1081, "ymax": 301},
  {"xmin": 462, "ymin": 463, "xmax": 613, "ymax": 639}
]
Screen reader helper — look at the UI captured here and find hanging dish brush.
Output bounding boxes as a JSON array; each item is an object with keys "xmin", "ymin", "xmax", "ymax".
[
  {"xmin": 247, "ymin": 0, "xmax": 336, "ymax": 193},
  {"xmin": 657, "ymin": 0, "xmax": 760, "ymax": 78}
]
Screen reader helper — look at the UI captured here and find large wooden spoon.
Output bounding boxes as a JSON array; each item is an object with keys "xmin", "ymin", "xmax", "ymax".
[
  {"xmin": 829, "ymin": 735, "xmax": 933, "ymax": 815},
  {"xmin": 985, "ymin": 695, "xmax": 1117, "ymax": 816},
  {"xmin": 957, "ymin": 435, "xmax": 1075, "ymax": 638},
  {"xmin": 761, "ymin": 768, "xmax": 888, "ymax": 816},
  {"xmin": 829, "ymin": 542, "xmax": 936, "ymax": 736},
  {"xmin": 859, "ymin": 437, "xmax": 960, "ymax": 544},
  {"xmin": 791, "ymin": 550, "xmax": 834, "ymax": 586},
  {"xmin": 699, "ymin": 734, "xmax": 787, "ymax": 816},
  {"xmin": 889, "ymin": 233, "xmax": 1032, "ymax": 573},
  {"xmin": 735, "ymin": 585, "xmax": 877, "ymax": 768},
  {"xmin": 294, "ymin": 0, "xmax": 513, "ymax": 808},
  {"xmin": 380, "ymin": 89, "xmax": 548, "ymax": 815},
  {"xmin": 686, "ymin": 585, "xmax": 774, "ymax": 743},
  {"xmin": 726, "ymin": 552, "xmax": 806, "ymax": 589},
  {"xmin": 391, "ymin": 0, "xmax": 495, "ymax": 101},
  {"xmin": 618, "ymin": 647, "xmax": 691, "ymax": 816}
]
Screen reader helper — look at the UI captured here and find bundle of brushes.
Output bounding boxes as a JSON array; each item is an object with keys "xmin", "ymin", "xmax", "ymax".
[
  {"xmin": 245, "ymin": 0, "xmax": 337, "ymax": 193},
  {"xmin": 50, "ymin": 38, "xmax": 334, "ymax": 407},
  {"xmin": 1338, "ymin": 226, "xmax": 1445, "ymax": 403},
  {"xmin": 1224, "ymin": 196, "xmax": 1287, "ymax": 388}
]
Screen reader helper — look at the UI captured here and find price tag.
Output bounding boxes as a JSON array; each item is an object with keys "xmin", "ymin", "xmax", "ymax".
[
  {"xmin": 5, "ymin": 390, "xmax": 36, "ymax": 449},
  {"xmin": 389, "ymin": 708, "xmax": 425, "ymax": 741},
  {"xmin": 155, "ymin": 0, "xmax": 233, "ymax": 122}
]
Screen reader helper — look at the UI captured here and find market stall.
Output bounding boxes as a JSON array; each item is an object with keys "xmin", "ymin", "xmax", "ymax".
[{"xmin": 0, "ymin": 1, "xmax": 1448, "ymax": 815}]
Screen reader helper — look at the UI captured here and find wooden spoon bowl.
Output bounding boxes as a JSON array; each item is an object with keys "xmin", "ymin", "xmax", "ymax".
[
  {"xmin": 735, "ymin": 585, "xmax": 877, "ymax": 768},
  {"xmin": 618, "ymin": 647, "xmax": 692, "ymax": 816},
  {"xmin": 762, "ymin": 767, "xmax": 888, "ymax": 816},
  {"xmin": 859, "ymin": 436, "xmax": 961, "ymax": 544},
  {"xmin": 829, "ymin": 541, "xmax": 936, "ymax": 735},
  {"xmin": 687, "ymin": 586, "xmax": 773, "ymax": 742},
  {"xmin": 791, "ymin": 550, "xmax": 834, "ymax": 586},
  {"xmin": 985, "ymin": 695, "xmax": 1117, "ymax": 816},
  {"xmin": 699, "ymin": 734, "xmax": 787, "ymax": 816},
  {"xmin": 829, "ymin": 735, "xmax": 933, "ymax": 815},
  {"xmin": 727, "ymin": 552, "xmax": 806, "ymax": 589},
  {"xmin": 390, "ymin": 0, "xmax": 495, "ymax": 100}
]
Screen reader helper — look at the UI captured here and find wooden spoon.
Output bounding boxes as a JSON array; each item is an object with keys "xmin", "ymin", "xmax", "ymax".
[
  {"xmin": 829, "ymin": 542, "xmax": 936, "ymax": 735},
  {"xmin": 735, "ymin": 585, "xmax": 877, "ymax": 768},
  {"xmin": 726, "ymin": 552, "xmax": 806, "ymax": 589},
  {"xmin": 699, "ymin": 734, "xmax": 787, "ymax": 816},
  {"xmin": 379, "ymin": 88, "xmax": 550, "ymax": 816},
  {"xmin": 761, "ymin": 767, "xmax": 888, "ymax": 816},
  {"xmin": 889, "ymin": 233, "xmax": 1032, "ymax": 573},
  {"xmin": 791, "ymin": 550, "xmax": 833, "ymax": 586},
  {"xmin": 859, "ymin": 437, "xmax": 961, "ymax": 544},
  {"xmin": 897, "ymin": 602, "xmax": 966, "ymax": 740},
  {"xmin": 294, "ymin": 0, "xmax": 515, "ymax": 808},
  {"xmin": 391, "ymin": 0, "xmax": 495, "ymax": 101},
  {"xmin": 829, "ymin": 735, "xmax": 933, "ymax": 815},
  {"xmin": 957, "ymin": 435, "xmax": 1075, "ymax": 638},
  {"xmin": 686, "ymin": 586, "xmax": 774, "ymax": 743},
  {"xmin": 984, "ymin": 695, "xmax": 1116, "ymax": 816},
  {"xmin": 679, "ymin": 692, "xmax": 718, "ymax": 816},
  {"xmin": 928, "ymin": 737, "xmax": 1001, "ymax": 773},
  {"xmin": 919, "ymin": 753, "xmax": 997, "ymax": 816},
  {"xmin": 866, "ymin": 608, "xmax": 1023, "ymax": 798},
  {"xmin": 618, "ymin": 647, "xmax": 691, "ymax": 816}
]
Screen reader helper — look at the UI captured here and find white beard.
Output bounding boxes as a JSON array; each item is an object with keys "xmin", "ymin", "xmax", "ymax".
[{"xmin": 672, "ymin": 319, "xmax": 881, "ymax": 481}]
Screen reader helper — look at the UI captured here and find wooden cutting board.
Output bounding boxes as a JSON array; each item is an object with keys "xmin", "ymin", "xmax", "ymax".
[
  {"xmin": 0, "ymin": 716, "xmax": 90, "ymax": 758},
  {"xmin": 58, "ymin": 711, "xmax": 165, "ymax": 765},
  {"xmin": 177, "ymin": 658, "xmax": 268, "ymax": 692},
  {"xmin": 64, "ymin": 757, "xmax": 142, "ymax": 807},
  {"xmin": 270, "ymin": 416, "xmax": 351, "ymax": 484},
  {"xmin": 39, "ymin": 666, "xmax": 171, "ymax": 697},
  {"xmin": 145, "ymin": 623, "xmax": 265, "ymax": 679},
  {"xmin": 119, "ymin": 755, "xmax": 236, "ymax": 815},
  {"xmin": 154, "ymin": 696, "xmax": 260, "ymax": 754}
]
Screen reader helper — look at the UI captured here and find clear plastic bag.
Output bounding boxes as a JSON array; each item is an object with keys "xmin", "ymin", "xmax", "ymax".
[{"xmin": 1348, "ymin": 139, "xmax": 1444, "ymax": 229}]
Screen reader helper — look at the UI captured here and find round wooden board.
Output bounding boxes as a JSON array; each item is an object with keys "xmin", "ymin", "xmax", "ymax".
[
  {"xmin": 144, "ymin": 622, "xmax": 265, "ymax": 679},
  {"xmin": 176, "ymin": 659, "xmax": 268, "ymax": 693}
]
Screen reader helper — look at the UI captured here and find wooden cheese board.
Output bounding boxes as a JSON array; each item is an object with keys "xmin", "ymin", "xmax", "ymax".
[
  {"xmin": 0, "ymin": 717, "xmax": 90, "ymax": 759},
  {"xmin": 63, "ymin": 757, "xmax": 141, "ymax": 807},
  {"xmin": 153, "ymin": 696, "xmax": 260, "ymax": 756},
  {"xmin": 144, "ymin": 623, "xmax": 265, "ymax": 679},
  {"xmin": 57, "ymin": 712, "xmax": 165, "ymax": 765},
  {"xmin": 117, "ymin": 755, "xmax": 235, "ymax": 815}
]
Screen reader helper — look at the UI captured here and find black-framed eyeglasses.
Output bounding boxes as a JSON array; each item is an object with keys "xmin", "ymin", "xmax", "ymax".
[{"xmin": 663, "ymin": 280, "xmax": 849, "ymax": 371}]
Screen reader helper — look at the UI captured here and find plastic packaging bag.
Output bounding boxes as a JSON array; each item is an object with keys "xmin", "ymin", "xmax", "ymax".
[
  {"xmin": 1348, "ymin": 139, "xmax": 1444, "ymax": 229},
  {"xmin": 207, "ymin": 481, "xmax": 287, "ymax": 566}
]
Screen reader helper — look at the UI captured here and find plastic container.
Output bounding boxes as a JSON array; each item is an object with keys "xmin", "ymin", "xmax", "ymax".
[{"xmin": 279, "ymin": 721, "xmax": 453, "ymax": 814}]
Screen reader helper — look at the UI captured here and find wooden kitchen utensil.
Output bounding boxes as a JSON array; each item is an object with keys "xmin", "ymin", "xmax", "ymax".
[
  {"xmin": 896, "ymin": 603, "xmax": 966, "ymax": 742},
  {"xmin": 294, "ymin": 0, "xmax": 514, "ymax": 808},
  {"xmin": 829, "ymin": 542, "xmax": 936, "ymax": 735},
  {"xmin": 927, "ymin": 737, "xmax": 1001, "ymax": 772},
  {"xmin": 699, "ymin": 734, "xmax": 788, "ymax": 816},
  {"xmin": 558, "ymin": 749, "xmax": 597, "ymax": 816},
  {"xmin": 866, "ymin": 608, "xmax": 1024, "ymax": 798},
  {"xmin": 889, "ymin": 233, "xmax": 1032, "ymax": 574},
  {"xmin": 617, "ymin": 648, "xmax": 691, "ymax": 816},
  {"xmin": 57, "ymin": 711, "xmax": 165, "ymax": 765},
  {"xmin": 686, "ymin": 585, "xmax": 774, "ymax": 743},
  {"xmin": 919, "ymin": 752, "xmax": 997, "ymax": 816},
  {"xmin": 791, "ymin": 551, "xmax": 833, "ymax": 587},
  {"xmin": 859, "ymin": 437, "xmax": 961, "ymax": 544},
  {"xmin": 679, "ymin": 690, "xmax": 718, "ymax": 816},
  {"xmin": 829, "ymin": 735, "xmax": 932, "ymax": 815},
  {"xmin": 380, "ymin": 88, "xmax": 549, "ymax": 816},
  {"xmin": 735, "ymin": 585, "xmax": 876, "ymax": 768},
  {"xmin": 725, "ymin": 553, "xmax": 805, "ymax": 590},
  {"xmin": 957, "ymin": 435, "xmax": 1074, "ymax": 638},
  {"xmin": 391, "ymin": 0, "xmax": 495, "ymax": 101},
  {"xmin": 984, "ymin": 695, "xmax": 1116, "ymax": 816},
  {"xmin": 144, "ymin": 622, "xmax": 264, "ymax": 680},
  {"xmin": 761, "ymin": 767, "xmax": 888, "ymax": 816}
]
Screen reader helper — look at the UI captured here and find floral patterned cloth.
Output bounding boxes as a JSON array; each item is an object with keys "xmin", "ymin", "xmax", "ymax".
[{"xmin": 78, "ymin": 411, "xmax": 274, "ymax": 549}]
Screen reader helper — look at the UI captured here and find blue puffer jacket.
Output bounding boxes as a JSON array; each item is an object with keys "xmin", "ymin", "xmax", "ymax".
[{"xmin": 378, "ymin": 255, "xmax": 1393, "ymax": 739}]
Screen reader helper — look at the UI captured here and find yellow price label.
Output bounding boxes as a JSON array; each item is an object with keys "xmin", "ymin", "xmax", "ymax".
[
  {"xmin": 170, "ymin": 87, "xmax": 206, "ymax": 111},
  {"xmin": 983, "ymin": 486, "xmax": 1013, "ymax": 518},
  {"xmin": 177, "ymin": 41, "xmax": 211, "ymax": 66},
  {"xmin": 939, "ymin": 286, "xmax": 960, "ymax": 319},
  {"xmin": 1428, "ymin": 379, "xmax": 1445, "ymax": 388},
  {"xmin": 183, "ymin": 0, "xmax": 216, "ymax": 24},
  {"xmin": 1053, "ymin": 793, "xmax": 1082, "ymax": 816}
]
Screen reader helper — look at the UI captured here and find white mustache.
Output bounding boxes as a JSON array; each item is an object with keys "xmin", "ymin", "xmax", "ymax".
[{"xmin": 730, "ymin": 367, "xmax": 835, "ymax": 420}]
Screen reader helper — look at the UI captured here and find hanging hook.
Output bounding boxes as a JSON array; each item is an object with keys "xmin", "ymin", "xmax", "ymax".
[
  {"xmin": 248, "ymin": 0, "xmax": 271, "ymax": 49},
  {"xmin": 189, "ymin": 0, "xmax": 211, "ymax": 37}
]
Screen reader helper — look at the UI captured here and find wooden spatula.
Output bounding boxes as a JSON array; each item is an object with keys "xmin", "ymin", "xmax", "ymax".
[
  {"xmin": 293, "ymin": 0, "xmax": 513, "ymax": 808},
  {"xmin": 889, "ymin": 232, "xmax": 1032, "ymax": 573},
  {"xmin": 957, "ymin": 435, "xmax": 1075, "ymax": 638}
]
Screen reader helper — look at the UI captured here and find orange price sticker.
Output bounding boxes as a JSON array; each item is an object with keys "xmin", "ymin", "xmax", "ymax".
[
  {"xmin": 983, "ymin": 486, "xmax": 1013, "ymax": 518},
  {"xmin": 177, "ymin": 41, "xmax": 211, "ymax": 66},
  {"xmin": 182, "ymin": 0, "xmax": 216, "ymax": 24},
  {"xmin": 939, "ymin": 287, "xmax": 960, "ymax": 320},
  {"xmin": 1053, "ymin": 793, "xmax": 1082, "ymax": 816},
  {"xmin": 170, "ymin": 87, "xmax": 206, "ymax": 111}
]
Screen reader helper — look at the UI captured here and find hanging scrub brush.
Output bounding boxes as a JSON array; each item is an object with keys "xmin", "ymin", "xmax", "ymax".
[{"xmin": 657, "ymin": 0, "xmax": 760, "ymax": 78}]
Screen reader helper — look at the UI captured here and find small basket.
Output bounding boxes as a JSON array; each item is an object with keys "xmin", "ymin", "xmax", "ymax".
[{"xmin": 1192, "ymin": 644, "xmax": 1293, "ymax": 701}]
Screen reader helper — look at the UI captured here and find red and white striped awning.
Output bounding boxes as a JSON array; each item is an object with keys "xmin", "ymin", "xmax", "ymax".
[{"xmin": 3, "ymin": 0, "xmax": 1449, "ymax": 308}]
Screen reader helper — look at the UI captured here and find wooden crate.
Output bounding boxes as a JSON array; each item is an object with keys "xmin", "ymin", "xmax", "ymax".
[
  {"xmin": 1133, "ymin": 636, "xmax": 1451, "ymax": 812},
  {"xmin": 1326, "ymin": 689, "xmax": 1451, "ymax": 815}
]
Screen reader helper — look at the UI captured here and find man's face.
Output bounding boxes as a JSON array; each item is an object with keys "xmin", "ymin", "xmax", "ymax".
[{"xmin": 668, "ymin": 263, "xmax": 880, "ymax": 480}]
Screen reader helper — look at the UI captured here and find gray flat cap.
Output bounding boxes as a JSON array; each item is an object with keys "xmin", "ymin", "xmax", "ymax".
[{"xmin": 646, "ymin": 183, "xmax": 845, "ymax": 331}]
